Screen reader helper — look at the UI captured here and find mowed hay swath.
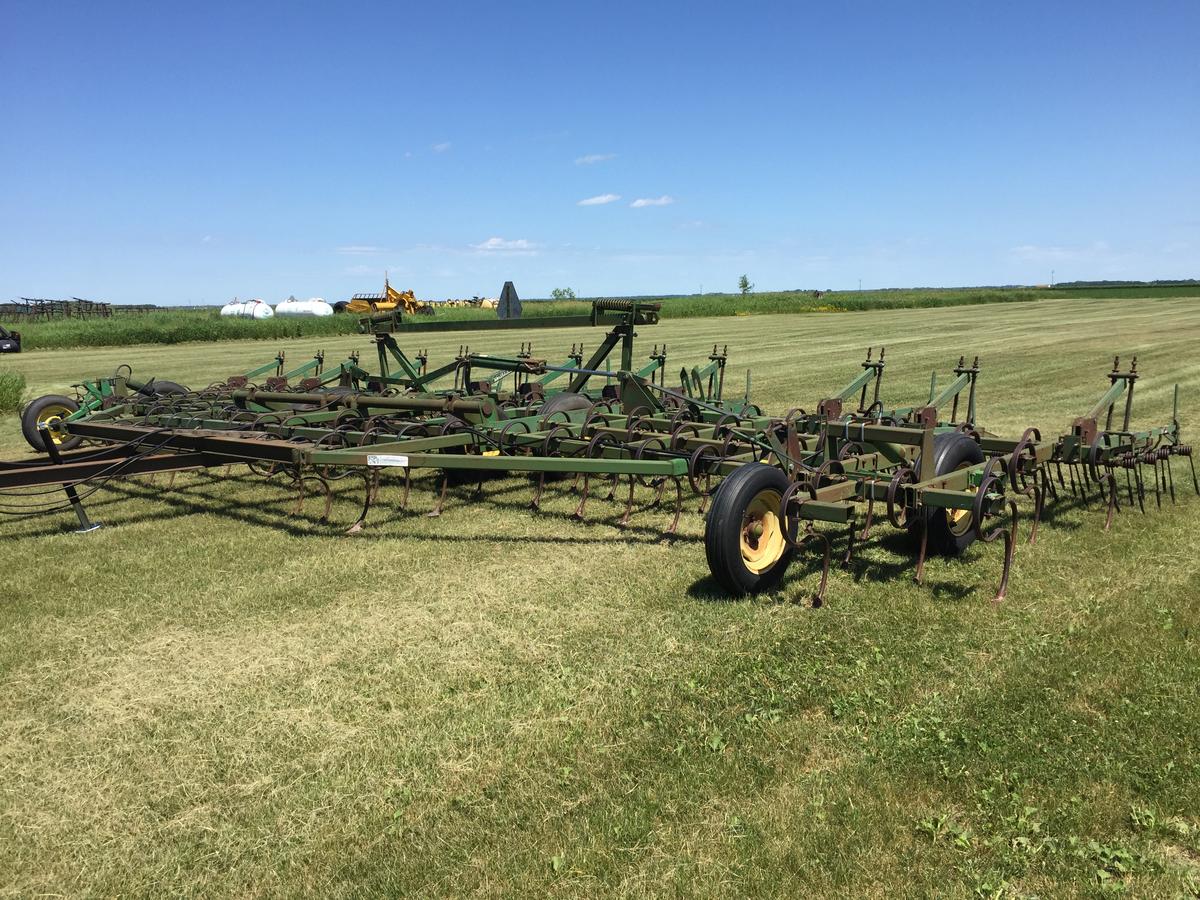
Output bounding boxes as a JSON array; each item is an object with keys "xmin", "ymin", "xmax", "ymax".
[{"xmin": 2, "ymin": 296, "xmax": 1200, "ymax": 896}]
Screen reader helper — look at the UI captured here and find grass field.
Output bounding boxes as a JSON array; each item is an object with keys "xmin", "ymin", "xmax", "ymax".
[
  {"xmin": 14, "ymin": 285, "xmax": 1177, "ymax": 351},
  {"xmin": 2, "ymin": 296, "xmax": 1200, "ymax": 897}
]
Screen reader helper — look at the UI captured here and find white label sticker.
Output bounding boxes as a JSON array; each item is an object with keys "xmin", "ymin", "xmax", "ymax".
[{"xmin": 367, "ymin": 454, "xmax": 410, "ymax": 468}]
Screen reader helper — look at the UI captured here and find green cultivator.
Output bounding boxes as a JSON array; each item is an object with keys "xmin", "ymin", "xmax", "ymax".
[
  {"xmin": 17, "ymin": 350, "xmax": 343, "ymax": 452},
  {"xmin": 3, "ymin": 301, "xmax": 1194, "ymax": 605}
]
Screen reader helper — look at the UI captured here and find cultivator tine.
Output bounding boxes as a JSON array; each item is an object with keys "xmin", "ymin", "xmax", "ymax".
[
  {"xmin": 914, "ymin": 517, "xmax": 929, "ymax": 586},
  {"xmin": 652, "ymin": 477, "xmax": 667, "ymax": 508},
  {"xmin": 661, "ymin": 477, "xmax": 684, "ymax": 539},
  {"xmin": 1183, "ymin": 445, "xmax": 1199, "ymax": 495},
  {"xmin": 1162, "ymin": 450, "xmax": 1176, "ymax": 504},
  {"xmin": 290, "ymin": 474, "xmax": 307, "ymax": 516},
  {"xmin": 971, "ymin": 458, "xmax": 1020, "ymax": 602},
  {"xmin": 779, "ymin": 484, "xmax": 832, "ymax": 606},
  {"xmin": 618, "ymin": 476, "xmax": 636, "ymax": 527},
  {"xmin": 428, "ymin": 473, "xmax": 450, "ymax": 518},
  {"xmin": 603, "ymin": 473, "xmax": 620, "ymax": 503},
  {"xmin": 530, "ymin": 472, "xmax": 547, "ymax": 511},
  {"xmin": 1149, "ymin": 452, "xmax": 1162, "ymax": 509},
  {"xmin": 1103, "ymin": 471, "xmax": 1119, "ymax": 532},
  {"xmin": 857, "ymin": 480, "xmax": 878, "ymax": 542},
  {"xmin": 572, "ymin": 474, "xmax": 593, "ymax": 520},
  {"xmin": 1040, "ymin": 462, "xmax": 1057, "ymax": 502},
  {"xmin": 1024, "ymin": 473, "xmax": 1044, "ymax": 545},
  {"xmin": 391, "ymin": 466, "xmax": 409, "ymax": 511},
  {"xmin": 840, "ymin": 520, "xmax": 856, "ymax": 569},
  {"xmin": 345, "ymin": 470, "xmax": 376, "ymax": 535},
  {"xmin": 684, "ymin": 444, "xmax": 719, "ymax": 514},
  {"xmin": 1009, "ymin": 428, "xmax": 1044, "ymax": 545},
  {"xmin": 292, "ymin": 474, "xmax": 332, "ymax": 523},
  {"xmin": 993, "ymin": 500, "xmax": 1019, "ymax": 602},
  {"xmin": 805, "ymin": 526, "xmax": 832, "ymax": 607}
]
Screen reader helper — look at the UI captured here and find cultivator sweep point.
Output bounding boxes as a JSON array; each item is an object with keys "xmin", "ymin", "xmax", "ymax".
[{"xmin": 2, "ymin": 303, "xmax": 1193, "ymax": 605}]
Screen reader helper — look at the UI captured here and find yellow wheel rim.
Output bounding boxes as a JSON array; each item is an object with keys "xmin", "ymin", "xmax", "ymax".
[
  {"xmin": 740, "ymin": 489, "xmax": 785, "ymax": 574},
  {"xmin": 947, "ymin": 461, "xmax": 974, "ymax": 535},
  {"xmin": 36, "ymin": 404, "xmax": 74, "ymax": 445}
]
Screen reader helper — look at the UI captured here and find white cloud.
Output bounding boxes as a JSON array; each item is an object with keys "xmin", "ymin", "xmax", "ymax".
[
  {"xmin": 575, "ymin": 153, "xmax": 615, "ymax": 165},
  {"xmin": 578, "ymin": 193, "xmax": 621, "ymax": 206},
  {"xmin": 631, "ymin": 195, "xmax": 675, "ymax": 208},
  {"xmin": 201, "ymin": 234, "xmax": 213, "ymax": 243},
  {"xmin": 432, "ymin": 141, "xmax": 452, "ymax": 153},
  {"xmin": 337, "ymin": 245, "xmax": 386, "ymax": 255},
  {"xmin": 344, "ymin": 264, "xmax": 376, "ymax": 275},
  {"xmin": 471, "ymin": 237, "xmax": 539, "ymax": 254}
]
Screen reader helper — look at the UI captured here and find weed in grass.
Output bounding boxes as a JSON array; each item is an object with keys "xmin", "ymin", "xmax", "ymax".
[{"xmin": 0, "ymin": 369, "xmax": 24, "ymax": 412}]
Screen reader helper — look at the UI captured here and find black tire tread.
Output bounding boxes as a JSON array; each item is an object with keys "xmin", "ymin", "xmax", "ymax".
[
  {"xmin": 148, "ymin": 379, "xmax": 189, "ymax": 396},
  {"xmin": 704, "ymin": 463, "xmax": 794, "ymax": 595},
  {"xmin": 920, "ymin": 431, "xmax": 985, "ymax": 556},
  {"xmin": 21, "ymin": 394, "xmax": 83, "ymax": 452}
]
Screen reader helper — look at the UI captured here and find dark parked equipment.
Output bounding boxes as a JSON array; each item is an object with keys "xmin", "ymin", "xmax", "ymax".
[{"xmin": 0, "ymin": 325, "xmax": 20, "ymax": 353}]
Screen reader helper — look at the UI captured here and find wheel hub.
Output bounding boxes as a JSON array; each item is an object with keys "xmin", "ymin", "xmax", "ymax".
[{"xmin": 740, "ymin": 489, "xmax": 785, "ymax": 574}]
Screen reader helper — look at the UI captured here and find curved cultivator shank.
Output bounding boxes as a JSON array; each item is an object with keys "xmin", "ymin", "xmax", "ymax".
[{"xmin": 2, "ymin": 303, "xmax": 1193, "ymax": 605}]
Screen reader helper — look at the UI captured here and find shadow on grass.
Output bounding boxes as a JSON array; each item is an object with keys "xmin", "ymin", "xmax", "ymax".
[
  {"xmin": 1, "ymin": 471, "xmax": 701, "ymax": 548},
  {"xmin": 686, "ymin": 526, "xmax": 983, "ymax": 607}
]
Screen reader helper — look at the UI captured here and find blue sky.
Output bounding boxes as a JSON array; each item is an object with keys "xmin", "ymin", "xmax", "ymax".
[{"xmin": 1, "ymin": 0, "xmax": 1197, "ymax": 304}]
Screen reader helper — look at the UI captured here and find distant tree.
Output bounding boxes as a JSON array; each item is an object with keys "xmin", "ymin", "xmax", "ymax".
[
  {"xmin": 550, "ymin": 287, "xmax": 577, "ymax": 301},
  {"xmin": 738, "ymin": 275, "xmax": 753, "ymax": 295}
]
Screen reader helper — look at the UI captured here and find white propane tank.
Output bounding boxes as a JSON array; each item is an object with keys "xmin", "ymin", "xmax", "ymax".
[
  {"xmin": 275, "ymin": 296, "xmax": 334, "ymax": 317},
  {"xmin": 248, "ymin": 298, "xmax": 274, "ymax": 319},
  {"xmin": 220, "ymin": 298, "xmax": 274, "ymax": 319}
]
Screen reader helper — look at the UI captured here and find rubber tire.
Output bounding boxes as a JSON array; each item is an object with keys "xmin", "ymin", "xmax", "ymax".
[
  {"xmin": 135, "ymin": 379, "xmax": 190, "ymax": 398},
  {"xmin": 704, "ymin": 463, "xmax": 795, "ymax": 596},
  {"xmin": 21, "ymin": 394, "xmax": 83, "ymax": 452},
  {"xmin": 538, "ymin": 392, "xmax": 591, "ymax": 416},
  {"xmin": 149, "ymin": 379, "xmax": 189, "ymax": 396},
  {"xmin": 531, "ymin": 393, "xmax": 593, "ymax": 482},
  {"xmin": 916, "ymin": 431, "xmax": 985, "ymax": 556}
]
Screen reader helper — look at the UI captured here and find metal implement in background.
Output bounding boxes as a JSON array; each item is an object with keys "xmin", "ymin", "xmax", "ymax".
[
  {"xmin": 498, "ymin": 281, "xmax": 522, "ymax": 319},
  {"xmin": 0, "ymin": 324, "xmax": 20, "ymax": 353},
  {"xmin": 2, "ymin": 301, "xmax": 1194, "ymax": 607},
  {"xmin": 333, "ymin": 276, "xmax": 434, "ymax": 316}
]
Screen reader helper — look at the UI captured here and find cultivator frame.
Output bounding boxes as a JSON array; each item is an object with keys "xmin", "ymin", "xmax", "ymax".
[{"xmin": 3, "ymin": 300, "xmax": 1194, "ymax": 605}]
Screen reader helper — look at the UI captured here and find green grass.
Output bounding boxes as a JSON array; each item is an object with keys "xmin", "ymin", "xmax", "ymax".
[
  {"xmin": 2, "ymin": 297, "xmax": 1200, "ymax": 896},
  {"xmin": 1046, "ymin": 284, "xmax": 1200, "ymax": 299},
  {"xmin": 18, "ymin": 284, "xmax": 1197, "ymax": 351},
  {"xmin": 0, "ymin": 370, "xmax": 24, "ymax": 413}
]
